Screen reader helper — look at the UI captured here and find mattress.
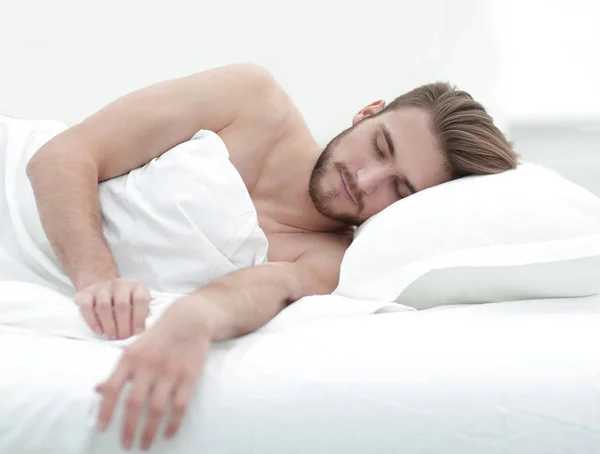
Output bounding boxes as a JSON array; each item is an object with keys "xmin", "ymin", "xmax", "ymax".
[{"xmin": 2, "ymin": 290, "xmax": 600, "ymax": 454}]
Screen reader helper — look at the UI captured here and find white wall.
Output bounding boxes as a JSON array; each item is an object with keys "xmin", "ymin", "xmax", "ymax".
[
  {"xmin": 2, "ymin": 0, "xmax": 598, "ymax": 141},
  {"xmin": 490, "ymin": 0, "xmax": 600, "ymax": 125},
  {"xmin": 509, "ymin": 124, "xmax": 600, "ymax": 196},
  {"xmin": 436, "ymin": 0, "xmax": 508, "ymax": 129},
  {"xmin": 0, "ymin": 0, "xmax": 448, "ymax": 144}
]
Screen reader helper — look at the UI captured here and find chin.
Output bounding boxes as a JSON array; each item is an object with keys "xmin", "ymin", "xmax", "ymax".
[{"xmin": 326, "ymin": 205, "xmax": 363, "ymax": 226}]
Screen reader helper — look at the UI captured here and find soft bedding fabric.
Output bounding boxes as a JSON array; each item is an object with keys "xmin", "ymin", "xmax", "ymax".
[
  {"xmin": 1, "ymin": 286, "xmax": 600, "ymax": 454},
  {"xmin": 1, "ymin": 116, "xmax": 268, "ymax": 296},
  {"xmin": 2, "ymin": 114, "xmax": 600, "ymax": 453},
  {"xmin": 335, "ymin": 163, "xmax": 600, "ymax": 309}
]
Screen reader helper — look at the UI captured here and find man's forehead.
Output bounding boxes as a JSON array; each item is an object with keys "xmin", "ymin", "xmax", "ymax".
[
  {"xmin": 381, "ymin": 107, "xmax": 450, "ymax": 189},
  {"xmin": 382, "ymin": 108, "xmax": 436, "ymax": 146}
]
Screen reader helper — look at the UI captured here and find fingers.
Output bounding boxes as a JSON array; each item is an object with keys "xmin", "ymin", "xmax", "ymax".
[
  {"xmin": 121, "ymin": 367, "xmax": 156, "ymax": 450},
  {"xmin": 113, "ymin": 281, "xmax": 133, "ymax": 340},
  {"xmin": 95, "ymin": 286, "xmax": 118, "ymax": 340},
  {"xmin": 165, "ymin": 375, "xmax": 195, "ymax": 439},
  {"xmin": 140, "ymin": 377, "xmax": 175, "ymax": 450},
  {"xmin": 75, "ymin": 279, "xmax": 151, "ymax": 341},
  {"xmin": 96, "ymin": 360, "xmax": 131, "ymax": 432},
  {"xmin": 95, "ymin": 319, "xmax": 204, "ymax": 451},
  {"xmin": 75, "ymin": 291, "xmax": 102, "ymax": 335},
  {"xmin": 131, "ymin": 284, "xmax": 151, "ymax": 336}
]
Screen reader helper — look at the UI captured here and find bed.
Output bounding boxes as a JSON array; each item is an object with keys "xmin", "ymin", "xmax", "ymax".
[
  {"xmin": 2, "ymin": 289, "xmax": 600, "ymax": 454},
  {"xmin": 1, "ymin": 115, "xmax": 600, "ymax": 453}
]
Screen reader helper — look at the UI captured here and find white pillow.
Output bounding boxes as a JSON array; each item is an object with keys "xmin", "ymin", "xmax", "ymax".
[{"xmin": 333, "ymin": 163, "xmax": 600, "ymax": 309}]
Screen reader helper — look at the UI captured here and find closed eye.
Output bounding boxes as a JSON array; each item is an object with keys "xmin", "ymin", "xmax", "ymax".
[
  {"xmin": 372, "ymin": 135, "xmax": 384, "ymax": 159},
  {"xmin": 392, "ymin": 179, "xmax": 403, "ymax": 200}
]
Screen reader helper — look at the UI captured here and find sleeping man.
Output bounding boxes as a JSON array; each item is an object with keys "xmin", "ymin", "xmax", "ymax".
[{"xmin": 25, "ymin": 63, "xmax": 518, "ymax": 450}]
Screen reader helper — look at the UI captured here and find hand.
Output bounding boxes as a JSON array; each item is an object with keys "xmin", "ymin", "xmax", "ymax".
[
  {"xmin": 95, "ymin": 299, "xmax": 212, "ymax": 450},
  {"xmin": 75, "ymin": 278, "xmax": 151, "ymax": 340}
]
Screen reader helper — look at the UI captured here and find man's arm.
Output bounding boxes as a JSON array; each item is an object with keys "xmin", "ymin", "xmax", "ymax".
[
  {"xmin": 182, "ymin": 235, "xmax": 351, "ymax": 341},
  {"xmin": 25, "ymin": 64, "xmax": 285, "ymax": 340},
  {"xmin": 95, "ymin": 237, "xmax": 351, "ymax": 450},
  {"xmin": 26, "ymin": 63, "xmax": 280, "ymax": 291}
]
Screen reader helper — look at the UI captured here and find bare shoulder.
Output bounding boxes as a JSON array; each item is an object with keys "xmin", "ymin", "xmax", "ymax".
[
  {"xmin": 223, "ymin": 63, "xmax": 296, "ymax": 128},
  {"xmin": 217, "ymin": 66, "xmax": 306, "ymax": 190}
]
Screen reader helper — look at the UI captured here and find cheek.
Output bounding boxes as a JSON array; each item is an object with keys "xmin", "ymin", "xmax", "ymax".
[
  {"xmin": 342, "ymin": 148, "xmax": 364, "ymax": 168},
  {"xmin": 320, "ymin": 166, "xmax": 340, "ymax": 196},
  {"xmin": 365, "ymin": 190, "xmax": 397, "ymax": 215}
]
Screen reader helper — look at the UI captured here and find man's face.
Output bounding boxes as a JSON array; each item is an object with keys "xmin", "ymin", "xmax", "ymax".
[{"xmin": 309, "ymin": 106, "xmax": 451, "ymax": 225}]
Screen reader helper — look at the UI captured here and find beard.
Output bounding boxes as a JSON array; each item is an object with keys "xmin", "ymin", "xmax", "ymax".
[{"xmin": 309, "ymin": 127, "xmax": 363, "ymax": 226}]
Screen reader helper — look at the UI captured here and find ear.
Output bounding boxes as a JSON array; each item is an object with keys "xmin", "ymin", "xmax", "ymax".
[{"xmin": 352, "ymin": 99, "xmax": 386, "ymax": 125}]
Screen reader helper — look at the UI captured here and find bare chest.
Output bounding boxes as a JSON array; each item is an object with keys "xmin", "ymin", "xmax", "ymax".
[{"xmin": 215, "ymin": 116, "xmax": 340, "ymax": 263}]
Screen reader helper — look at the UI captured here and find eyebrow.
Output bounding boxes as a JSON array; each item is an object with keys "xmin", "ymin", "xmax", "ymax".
[{"xmin": 381, "ymin": 124, "xmax": 418, "ymax": 195}]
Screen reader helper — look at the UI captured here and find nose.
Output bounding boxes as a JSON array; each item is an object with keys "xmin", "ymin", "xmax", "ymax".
[{"xmin": 356, "ymin": 164, "xmax": 392, "ymax": 195}]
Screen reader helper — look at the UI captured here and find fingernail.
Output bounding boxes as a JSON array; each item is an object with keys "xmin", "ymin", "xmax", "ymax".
[
  {"xmin": 94, "ymin": 327, "xmax": 102, "ymax": 335},
  {"xmin": 135, "ymin": 326, "xmax": 143, "ymax": 335}
]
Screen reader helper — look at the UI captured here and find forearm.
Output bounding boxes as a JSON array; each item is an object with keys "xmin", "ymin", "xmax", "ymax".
[
  {"xmin": 179, "ymin": 263, "xmax": 304, "ymax": 341},
  {"xmin": 27, "ymin": 142, "xmax": 118, "ymax": 290}
]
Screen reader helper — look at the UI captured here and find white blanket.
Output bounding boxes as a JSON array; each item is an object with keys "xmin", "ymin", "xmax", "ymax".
[
  {"xmin": 0, "ymin": 280, "xmax": 408, "ymax": 454},
  {"xmin": 0, "ymin": 115, "xmax": 269, "ymax": 295},
  {"xmin": 3, "ymin": 117, "xmax": 600, "ymax": 453},
  {"xmin": 2, "ymin": 282, "xmax": 600, "ymax": 454},
  {"xmin": 0, "ymin": 117, "xmax": 409, "ymax": 453}
]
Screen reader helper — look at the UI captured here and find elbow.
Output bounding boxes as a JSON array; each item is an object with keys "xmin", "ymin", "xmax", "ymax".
[
  {"xmin": 26, "ymin": 137, "xmax": 100, "ymax": 185},
  {"xmin": 26, "ymin": 133, "xmax": 65, "ymax": 182},
  {"xmin": 26, "ymin": 144, "xmax": 60, "ymax": 185},
  {"xmin": 26, "ymin": 148, "xmax": 48, "ymax": 183}
]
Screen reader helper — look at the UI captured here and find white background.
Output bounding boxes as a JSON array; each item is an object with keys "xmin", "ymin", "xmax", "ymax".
[
  {"xmin": 1, "ymin": 0, "xmax": 599, "ymax": 191},
  {"xmin": 6, "ymin": 1, "xmax": 598, "ymax": 134}
]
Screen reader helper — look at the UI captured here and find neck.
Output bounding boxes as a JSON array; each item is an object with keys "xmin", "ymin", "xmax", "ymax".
[{"xmin": 257, "ymin": 138, "xmax": 347, "ymax": 233}]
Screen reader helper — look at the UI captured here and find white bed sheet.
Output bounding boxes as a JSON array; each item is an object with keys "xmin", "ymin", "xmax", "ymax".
[{"xmin": 2, "ymin": 290, "xmax": 600, "ymax": 454}]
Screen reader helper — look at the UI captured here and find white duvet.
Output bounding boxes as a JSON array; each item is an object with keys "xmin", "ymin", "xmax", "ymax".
[
  {"xmin": 1, "ymin": 117, "xmax": 600, "ymax": 453},
  {"xmin": 0, "ymin": 115, "xmax": 269, "ymax": 296},
  {"xmin": 2, "ymin": 282, "xmax": 600, "ymax": 454}
]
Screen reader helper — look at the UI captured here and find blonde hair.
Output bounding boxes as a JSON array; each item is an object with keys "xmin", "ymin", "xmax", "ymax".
[{"xmin": 385, "ymin": 82, "xmax": 519, "ymax": 178}]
